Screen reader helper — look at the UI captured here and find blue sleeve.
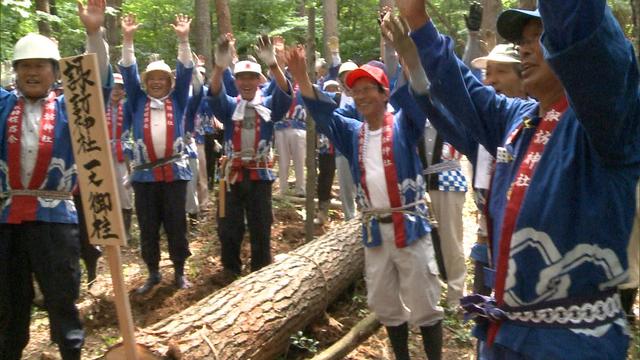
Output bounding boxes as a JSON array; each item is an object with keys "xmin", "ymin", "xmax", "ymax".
[
  {"xmin": 174, "ymin": 62, "xmax": 193, "ymax": 111},
  {"xmin": 118, "ymin": 63, "xmax": 146, "ymax": 106},
  {"xmin": 265, "ymin": 79, "xmax": 293, "ymax": 124},
  {"xmin": 207, "ymin": 83, "xmax": 237, "ymax": 130},
  {"xmin": 101, "ymin": 67, "xmax": 114, "ymax": 108},
  {"xmin": 327, "ymin": 63, "xmax": 340, "ymax": 81},
  {"xmin": 390, "ymin": 81, "xmax": 426, "ymax": 145},
  {"xmin": 410, "ymin": 22, "xmax": 533, "ymax": 156},
  {"xmin": 540, "ymin": 2, "xmax": 640, "ymax": 164},
  {"xmin": 222, "ymin": 67, "xmax": 238, "ymax": 97},
  {"xmin": 302, "ymin": 89, "xmax": 361, "ymax": 158},
  {"xmin": 122, "ymin": 100, "xmax": 134, "ymax": 160},
  {"xmin": 335, "ymin": 102, "xmax": 362, "ymax": 121},
  {"xmin": 261, "ymin": 78, "xmax": 276, "ymax": 97}
]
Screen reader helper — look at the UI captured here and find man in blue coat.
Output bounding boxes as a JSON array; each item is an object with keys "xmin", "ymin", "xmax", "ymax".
[
  {"xmin": 394, "ymin": 0, "xmax": 640, "ymax": 358},
  {"xmin": 0, "ymin": 1, "xmax": 112, "ymax": 358}
]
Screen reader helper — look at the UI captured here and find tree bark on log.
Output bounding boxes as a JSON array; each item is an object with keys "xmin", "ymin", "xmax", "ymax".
[
  {"xmin": 106, "ymin": 220, "xmax": 364, "ymax": 359},
  {"xmin": 310, "ymin": 313, "xmax": 381, "ymax": 360}
]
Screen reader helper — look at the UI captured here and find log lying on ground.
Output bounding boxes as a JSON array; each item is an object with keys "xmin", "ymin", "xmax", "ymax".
[
  {"xmin": 106, "ymin": 219, "xmax": 363, "ymax": 359},
  {"xmin": 273, "ymin": 194, "xmax": 344, "ymax": 210}
]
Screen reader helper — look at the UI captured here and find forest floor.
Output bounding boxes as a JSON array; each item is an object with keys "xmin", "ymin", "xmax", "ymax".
[{"xmin": 21, "ymin": 160, "xmax": 640, "ymax": 360}]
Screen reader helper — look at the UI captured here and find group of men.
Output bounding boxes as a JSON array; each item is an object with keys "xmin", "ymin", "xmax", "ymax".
[{"xmin": 1, "ymin": 0, "xmax": 638, "ymax": 359}]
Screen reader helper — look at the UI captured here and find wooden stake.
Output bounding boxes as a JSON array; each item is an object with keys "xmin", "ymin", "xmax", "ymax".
[{"xmin": 105, "ymin": 246, "xmax": 138, "ymax": 360}]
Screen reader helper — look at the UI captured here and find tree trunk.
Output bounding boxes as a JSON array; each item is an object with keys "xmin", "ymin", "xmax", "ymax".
[
  {"xmin": 322, "ymin": 0, "xmax": 338, "ymax": 60},
  {"xmin": 518, "ymin": 0, "xmax": 537, "ymax": 10},
  {"xmin": 194, "ymin": 0, "xmax": 213, "ymax": 72},
  {"xmin": 48, "ymin": 0, "xmax": 60, "ymax": 34},
  {"xmin": 305, "ymin": 4, "xmax": 318, "ymax": 243},
  {"xmin": 106, "ymin": 220, "xmax": 364, "ymax": 359},
  {"xmin": 481, "ymin": 0, "xmax": 502, "ymax": 35},
  {"xmin": 35, "ymin": 0, "xmax": 52, "ymax": 37},
  {"xmin": 214, "ymin": 0, "xmax": 233, "ymax": 36},
  {"xmin": 105, "ymin": 0, "xmax": 122, "ymax": 67}
]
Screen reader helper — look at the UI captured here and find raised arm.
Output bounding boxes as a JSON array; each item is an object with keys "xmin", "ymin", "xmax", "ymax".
[
  {"xmin": 78, "ymin": 0, "xmax": 110, "ymax": 84},
  {"xmin": 210, "ymin": 34, "xmax": 233, "ymax": 96},
  {"xmin": 118, "ymin": 14, "xmax": 144, "ymax": 102},
  {"xmin": 539, "ymin": 0, "xmax": 639, "ymax": 163},
  {"xmin": 395, "ymin": 0, "xmax": 530, "ymax": 154},
  {"xmin": 255, "ymin": 34, "xmax": 290, "ymax": 94},
  {"xmin": 172, "ymin": 14, "xmax": 194, "ymax": 109}
]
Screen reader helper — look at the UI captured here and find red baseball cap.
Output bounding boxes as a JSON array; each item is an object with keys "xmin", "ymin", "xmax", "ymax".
[{"xmin": 345, "ymin": 64, "xmax": 389, "ymax": 89}]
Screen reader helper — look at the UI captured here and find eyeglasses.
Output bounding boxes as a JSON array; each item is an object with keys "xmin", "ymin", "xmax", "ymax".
[{"xmin": 350, "ymin": 84, "xmax": 380, "ymax": 97}]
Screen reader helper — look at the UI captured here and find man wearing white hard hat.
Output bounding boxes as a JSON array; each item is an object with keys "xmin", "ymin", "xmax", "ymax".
[
  {"xmin": 208, "ymin": 33, "xmax": 292, "ymax": 276},
  {"xmin": 118, "ymin": 13, "xmax": 199, "ymax": 294},
  {"xmin": 0, "ymin": 1, "xmax": 111, "ymax": 358}
]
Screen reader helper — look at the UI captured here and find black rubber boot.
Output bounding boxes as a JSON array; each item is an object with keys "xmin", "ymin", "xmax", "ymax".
[
  {"xmin": 58, "ymin": 347, "xmax": 81, "ymax": 360},
  {"xmin": 136, "ymin": 266, "xmax": 161, "ymax": 294},
  {"xmin": 385, "ymin": 322, "xmax": 410, "ymax": 360},
  {"xmin": 174, "ymin": 261, "xmax": 192, "ymax": 289},
  {"xmin": 84, "ymin": 255, "xmax": 98, "ymax": 288},
  {"xmin": 620, "ymin": 287, "xmax": 638, "ymax": 325},
  {"xmin": 122, "ymin": 208, "xmax": 133, "ymax": 242},
  {"xmin": 420, "ymin": 320, "xmax": 443, "ymax": 360}
]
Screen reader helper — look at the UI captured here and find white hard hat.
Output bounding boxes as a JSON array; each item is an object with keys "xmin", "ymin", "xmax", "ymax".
[
  {"xmin": 113, "ymin": 73, "xmax": 124, "ymax": 84},
  {"xmin": 233, "ymin": 60, "xmax": 262, "ymax": 76},
  {"xmin": 12, "ymin": 33, "xmax": 61, "ymax": 64},
  {"xmin": 338, "ymin": 61, "xmax": 358, "ymax": 76},
  {"xmin": 141, "ymin": 60, "xmax": 174, "ymax": 84},
  {"xmin": 323, "ymin": 80, "xmax": 340, "ymax": 91}
]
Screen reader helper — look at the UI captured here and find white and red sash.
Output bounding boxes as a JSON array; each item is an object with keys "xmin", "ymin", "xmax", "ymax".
[
  {"xmin": 488, "ymin": 96, "xmax": 569, "ymax": 345},
  {"xmin": 6, "ymin": 92, "xmax": 57, "ymax": 223},
  {"xmin": 106, "ymin": 101, "xmax": 125, "ymax": 162},
  {"xmin": 358, "ymin": 112, "xmax": 407, "ymax": 247},
  {"xmin": 143, "ymin": 98, "xmax": 175, "ymax": 181},
  {"xmin": 231, "ymin": 96, "xmax": 263, "ymax": 182}
]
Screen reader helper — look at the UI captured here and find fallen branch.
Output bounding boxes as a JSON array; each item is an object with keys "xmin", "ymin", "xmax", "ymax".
[{"xmin": 310, "ymin": 313, "xmax": 381, "ymax": 360}]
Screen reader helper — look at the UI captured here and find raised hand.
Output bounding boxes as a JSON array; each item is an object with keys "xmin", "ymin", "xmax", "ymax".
[
  {"xmin": 327, "ymin": 35, "xmax": 339, "ymax": 54},
  {"xmin": 395, "ymin": 0, "xmax": 430, "ymax": 31},
  {"xmin": 272, "ymin": 35, "xmax": 286, "ymax": 67},
  {"xmin": 121, "ymin": 14, "xmax": 140, "ymax": 41},
  {"xmin": 464, "ymin": 2, "xmax": 483, "ymax": 32},
  {"xmin": 78, "ymin": 0, "xmax": 106, "ymax": 35},
  {"xmin": 171, "ymin": 14, "xmax": 191, "ymax": 42},
  {"xmin": 254, "ymin": 34, "xmax": 277, "ymax": 67},
  {"xmin": 381, "ymin": 13, "xmax": 417, "ymax": 63},
  {"xmin": 284, "ymin": 46, "xmax": 308, "ymax": 83},
  {"xmin": 214, "ymin": 34, "xmax": 233, "ymax": 68}
]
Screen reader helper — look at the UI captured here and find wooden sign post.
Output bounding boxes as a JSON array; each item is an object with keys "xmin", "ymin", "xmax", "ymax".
[{"xmin": 59, "ymin": 53, "xmax": 148, "ymax": 360}]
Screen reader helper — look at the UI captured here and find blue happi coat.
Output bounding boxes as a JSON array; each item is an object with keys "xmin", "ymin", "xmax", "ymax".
[
  {"xmin": 119, "ymin": 61, "xmax": 197, "ymax": 183},
  {"xmin": 410, "ymin": 0, "xmax": 640, "ymax": 358},
  {"xmin": 0, "ymin": 74, "xmax": 113, "ymax": 224},
  {"xmin": 206, "ymin": 81, "xmax": 292, "ymax": 182},
  {"xmin": 302, "ymin": 83, "xmax": 431, "ymax": 247}
]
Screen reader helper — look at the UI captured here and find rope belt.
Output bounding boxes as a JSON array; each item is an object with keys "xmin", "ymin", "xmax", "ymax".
[
  {"xmin": 423, "ymin": 160, "xmax": 461, "ymax": 175},
  {"xmin": 360, "ymin": 199, "xmax": 428, "ymax": 243},
  {"xmin": 460, "ymin": 291, "xmax": 623, "ymax": 328},
  {"xmin": 222, "ymin": 154, "xmax": 272, "ymax": 187},
  {"xmin": 1, "ymin": 189, "xmax": 74, "ymax": 201}
]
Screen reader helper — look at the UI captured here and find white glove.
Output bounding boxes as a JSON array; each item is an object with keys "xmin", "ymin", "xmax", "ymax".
[{"xmin": 254, "ymin": 34, "xmax": 277, "ymax": 67}]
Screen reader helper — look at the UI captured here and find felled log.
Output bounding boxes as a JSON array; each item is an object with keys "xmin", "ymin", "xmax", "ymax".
[{"xmin": 105, "ymin": 219, "xmax": 363, "ymax": 359}]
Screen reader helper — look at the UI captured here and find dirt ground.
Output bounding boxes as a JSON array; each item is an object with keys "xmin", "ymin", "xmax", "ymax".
[{"xmin": 20, "ymin": 160, "xmax": 640, "ymax": 359}]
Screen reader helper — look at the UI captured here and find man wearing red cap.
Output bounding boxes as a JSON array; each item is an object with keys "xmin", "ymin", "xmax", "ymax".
[
  {"xmin": 286, "ymin": 47, "xmax": 443, "ymax": 360},
  {"xmin": 396, "ymin": 0, "xmax": 640, "ymax": 358}
]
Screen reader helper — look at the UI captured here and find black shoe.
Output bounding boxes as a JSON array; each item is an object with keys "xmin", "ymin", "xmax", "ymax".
[
  {"xmin": 136, "ymin": 271, "xmax": 161, "ymax": 294},
  {"xmin": 58, "ymin": 348, "xmax": 81, "ymax": 360}
]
